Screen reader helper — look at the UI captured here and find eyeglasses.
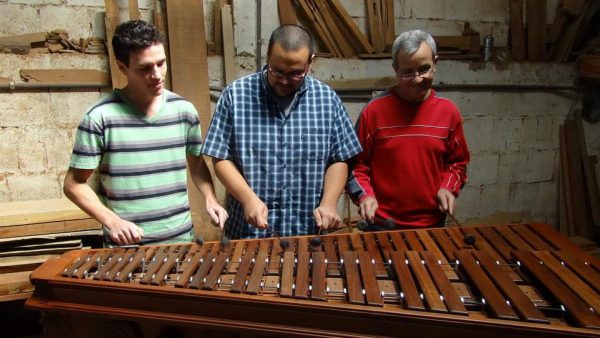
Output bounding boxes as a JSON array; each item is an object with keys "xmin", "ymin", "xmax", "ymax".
[
  {"xmin": 397, "ymin": 64, "xmax": 434, "ymax": 80},
  {"xmin": 268, "ymin": 63, "xmax": 309, "ymax": 81}
]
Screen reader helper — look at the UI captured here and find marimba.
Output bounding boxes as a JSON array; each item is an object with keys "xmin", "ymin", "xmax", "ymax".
[{"xmin": 26, "ymin": 223, "xmax": 600, "ymax": 337}]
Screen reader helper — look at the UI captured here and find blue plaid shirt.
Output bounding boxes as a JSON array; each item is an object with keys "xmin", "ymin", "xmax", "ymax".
[{"xmin": 202, "ymin": 67, "xmax": 362, "ymax": 239}]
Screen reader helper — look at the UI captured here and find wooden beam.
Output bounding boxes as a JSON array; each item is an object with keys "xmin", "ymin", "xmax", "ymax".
[
  {"xmin": 221, "ymin": 4, "xmax": 236, "ymax": 84},
  {"xmin": 296, "ymin": 0, "xmax": 335, "ymax": 55},
  {"xmin": 526, "ymin": 0, "xmax": 546, "ymax": 61},
  {"xmin": 329, "ymin": 0, "xmax": 374, "ymax": 54},
  {"xmin": 575, "ymin": 112, "xmax": 600, "ymax": 228},
  {"xmin": 104, "ymin": 0, "xmax": 128, "ymax": 89},
  {"xmin": 509, "ymin": 0, "xmax": 525, "ymax": 61},
  {"xmin": 366, "ymin": 0, "xmax": 385, "ymax": 53},
  {"xmin": 278, "ymin": 0, "xmax": 297, "ymax": 25},
  {"xmin": 165, "ymin": 0, "xmax": 211, "ymax": 224},
  {"xmin": 154, "ymin": 0, "xmax": 171, "ymax": 89},
  {"xmin": 128, "ymin": 0, "xmax": 140, "ymax": 20},
  {"xmin": 213, "ymin": 0, "xmax": 227, "ymax": 55},
  {"xmin": 384, "ymin": 0, "xmax": 395, "ymax": 50},
  {"xmin": 313, "ymin": 0, "xmax": 355, "ymax": 57}
]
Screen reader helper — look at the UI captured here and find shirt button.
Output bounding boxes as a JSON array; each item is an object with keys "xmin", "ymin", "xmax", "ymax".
[{"xmin": 282, "ymin": 163, "xmax": 287, "ymax": 168}]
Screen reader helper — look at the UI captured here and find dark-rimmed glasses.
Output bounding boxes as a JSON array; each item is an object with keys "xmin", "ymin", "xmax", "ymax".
[{"xmin": 268, "ymin": 63, "xmax": 309, "ymax": 82}]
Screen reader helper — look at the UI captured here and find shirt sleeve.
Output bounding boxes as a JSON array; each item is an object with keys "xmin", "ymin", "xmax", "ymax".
[
  {"xmin": 69, "ymin": 113, "xmax": 104, "ymax": 169},
  {"xmin": 329, "ymin": 94, "xmax": 362, "ymax": 163},
  {"xmin": 185, "ymin": 103, "xmax": 203, "ymax": 156},
  {"xmin": 440, "ymin": 109, "xmax": 470, "ymax": 195},
  {"xmin": 201, "ymin": 86, "xmax": 233, "ymax": 160},
  {"xmin": 346, "ymin": 106, "xmax": 374, "ymax": 204}
]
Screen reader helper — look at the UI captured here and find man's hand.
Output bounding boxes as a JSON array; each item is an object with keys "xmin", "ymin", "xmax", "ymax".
[
  {"xmin": 437, "ymin": 188, "xmax": 456, "ymax": 216},
  {"xmin": 359, "ymin": 196, "xmax": 379, "ymax": 223},
  {"xmin": 106, "ymin": 218, "xmax": 144, "ymax": 246},
  {"xmin": 206, "ymin": 200, "xmax": 229, "ymax": 229},
  {"xmin": 243, "ymin": 198, "xmax": 269, "ymax": 229},
  {"xmin": 314, "ymin": 205, "xmax": 342, "ymax": 230}
]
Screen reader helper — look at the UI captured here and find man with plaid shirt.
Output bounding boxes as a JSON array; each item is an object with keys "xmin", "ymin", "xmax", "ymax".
[{"xmin": 202, "ymin": 25, "xmax": 361, "ymax": 239}]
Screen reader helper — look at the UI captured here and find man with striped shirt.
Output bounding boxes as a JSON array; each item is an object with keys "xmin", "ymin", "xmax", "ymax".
[
  {"xmin": 64, "ymin": 20, "xmax": 227, "ymax": 246},
  {"xmin": 347, "ymin": 30, "xmax": 470, "ymax": 230},
  {"xmin": 202, "ymin": 25, "xmax": 362, "ymax": 239}
]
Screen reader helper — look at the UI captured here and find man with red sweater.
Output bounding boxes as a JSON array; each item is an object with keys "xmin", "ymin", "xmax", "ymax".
[{"xmin": 347, "ymin": 30, "xmax": 470, "ymax": 230}]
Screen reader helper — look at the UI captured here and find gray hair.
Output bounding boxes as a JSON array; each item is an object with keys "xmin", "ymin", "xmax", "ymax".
[{"xmin": 391, "ymin": 30, "xmax": 437, "ymax": 66}]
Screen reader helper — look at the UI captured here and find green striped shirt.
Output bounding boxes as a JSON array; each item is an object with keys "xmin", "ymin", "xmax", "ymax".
[{"xmin": 70, "ymin": 90, "xmax": 202, "ymax": 246}]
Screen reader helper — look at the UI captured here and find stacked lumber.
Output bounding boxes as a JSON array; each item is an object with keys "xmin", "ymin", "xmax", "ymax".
[
  {"xmin": 0, "ymin": 199, "xmax": 102, "ymax": 301},
  {"xmin": 279, "ymin": 0, "xmax": 377, "ymax": 58},
  {"xmin": 434, "ymin": 23, "xmax": 482, "ymax": 60},
  {"xmin": 0, "ymin": 30, "xmax": 106, "ymax": 55},
  {"xmin": 558, "ymin": 114, "xmax": 600, "ymax": 241},
  {"xmin": 510, "ymin": 0, "xmax": 600, "ymax": 62}
]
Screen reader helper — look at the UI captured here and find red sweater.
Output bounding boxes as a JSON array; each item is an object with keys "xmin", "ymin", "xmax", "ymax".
[{"xmin": 348, "ymin": 88, "xmax": 470, "ymax": 227}]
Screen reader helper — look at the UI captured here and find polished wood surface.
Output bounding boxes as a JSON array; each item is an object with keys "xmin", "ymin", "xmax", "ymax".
[{"xmin": 26, "ymin": 223, "xmax": 600, "ymax": 337}]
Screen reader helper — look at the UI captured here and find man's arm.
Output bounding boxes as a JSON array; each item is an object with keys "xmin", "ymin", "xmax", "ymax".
[
  {"xmin": 438, "ymin": 111, "xmax": 470, "ymax": 216},
  {"xmin": 187, "ymin": 155, "xmax": 228, "ymax": 228},
  {"xmin": 63, "ymin": 167, "xmax": 142, "ymax": 245},
  {"xmin": 314, "ymin": 161, "xmax": 347, "ymax": 230},
  {"xmin": 212, "ymin": 158, "xmax": 268, "ymax": 229}
]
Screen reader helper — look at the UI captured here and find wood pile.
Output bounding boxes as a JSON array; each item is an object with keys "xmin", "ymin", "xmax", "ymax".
[
  {"xmin": 0, "ymin": 30, "xmax": 106, "ymax": 55},
  {"xmin": 0, "ymin": 199, "xmax": 102, "ymax": 302},
  {"xmin": 559, "ymin": 113, "xmax": 600, "ymax": 242},
  {"xmin": 510, "ymin": 0, "xmax": 600, "ymax": 62}
]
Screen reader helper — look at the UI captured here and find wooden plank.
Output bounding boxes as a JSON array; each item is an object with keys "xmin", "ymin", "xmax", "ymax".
[
  {"xmin": 575, "ymin": 113, "xmax": 600, "ymax": 227},
  {"xmin": 456, "ymin": 250, "xmax": 519, "ymax": 320},
  {"xmin": 418, "ymin": 229, "xmax": 458, "ymax": 281},
  {"xmin": 550, "ymin": 0, "xmax": 590, "ymax": 61},
  {"xmin": 362, "ymin": 233, "xmax": 387, "ymax": 277},
  {"xmin": 406, "ymin": 251, "xmax": 447, "ymax": 313},
  {"xmin": 153, "ymin": 0, "xmax": 171, "ymax": 90},
  {"xmin": 328, "ymin": 0, "xmax": 374, "ymax": 54},
  {"xmin": 366, "ymin": 0, "xmax": 385, "ymax": 53},
  {"xmin": 0, "ymin": 198, "xmax": 91, "ymax": 226},
  {"xmin": 128, "ymin": 0, "xmax": 139, "ymax": 20},
  {"xmin": 473, "ymin": 250, "xmax": 548, "ymax": 323},
  {"xmin": 294, "ymin": 237, "xmax": 310, "ymax": 299},
  {"xmin": 533, "ymin": 250, "xmax": 600, "ymax": 314},
  {"xmin": 313, "ymin": 0, "xmax": 355, "ymax": 57},
  {"xmin": 305, "ymin": 0, "xmax": 342, "ymax": 57},
  {"xmin": 513, "ymin": 249, "xmax": 600, "ymax": 328},
  {"xmin": 509, "ymin": 0, "xmax": 525, "ymax": 61},
  {"xmin": 166, "ymin": 0, "xmax": 211, "ymax": 137},
  {"xmin": 495, "ymin": 225, "xmax": 533, "ymax": 251},
  {"xmin": 429, "ymin": 228, "xmax": 459, "ymax": 261},
  {"xmin": 434, "ymin": 36, "xmax": 472, "ymax": 51},
  {"xmin": 357, "ymin": 251, "xmax": 383, "ymax": 306},
  {"xmin": 104, "ymin": 0, "xmax": 127, "ymax": 89},
  {"xmin": 296, "ymin": 0, "xmax": 336, "ymax": 55},
  {"xmin": 342, "ymin": 251, "xmax": 364, "ymax": 305},
  {"xmin": 563, "ymin": 119, "xmax": 591, "ymax": 238},
  {"xmin": 279, "ymin": 251, "xmax": 294, "ymax": 297},
  {"xmin": 322, "ymin": 236, "xmax": 340, "ymax": 277},
  {"xmin": 475, "ymin": 226, "xmax": 512, "ymax": 262},
  {"xmin": 245, "ymin": 241, "xmax": 269, "ymax": 294},
  {"xmin": 0, "ymin": 271, "xmax": 33, "ymax": 296},
  {"xmin": 166, "ymin": 0, "xmax": 212, "ymax": 227},
  {"xmin": 213, "ymin": 0, "xmax": 226, "ymax": 55},
  {"xmin": 383, "ymin": 0, "xmax": 395, "ymax": 50},
  {"xmin": 221, "ymin": 4, "xmax": 236, "ymax": 84},
  {"xmin": 526, "ymin": 0, "xmax": 546, "ymax": 61},
  {"xmin": 230, "ymin": 241, "xmax": 256, "ymax": 293},
  {"xmin": 554, "ymin": 250, "xmax": 600, "ymax": 294},
  {"xmin": 20, "ymin": 69, "xmax": 109, "ymax": 84},
  {"xmin": 389, "ymin": 231, "xmax": 408, "ymax": 252},
  {"xmin": 310, "ymin": 251, "xmax": 326, "ymax": 301},
  {"xmin": 420, "ymin": 251, "xmax": 467, "ymax": 315},
  {"xmin": 560, "ymin": 124, "xmax": 575, "ymax": 235},
  {"xmin": 374, "ymin": 232, "xmax": 394, "ymax": 262},
  {"xmin": 323, "ymin": 76, "xmax": 396, "ymax": 91},
  {"xmin": 277, "ymin": 0, "xmax": 297, "ymax": 25},
  {"xmin": 0, "ymin": 218, "xmax": 100, "ymax": 240},
  {"xmin": 188, "ymin": 252, "xmax": 215, "ymax": 289},
  {"xmin": 403, "ymin": 231, "xmax": 424, "ymax": 251},
  {"xmin": 202, "ymin": 245, "xmax": 232, "ymax": 290},
  {"xmin": 0, "ymin": 32, "xmax": 47, "ymax": 46}
]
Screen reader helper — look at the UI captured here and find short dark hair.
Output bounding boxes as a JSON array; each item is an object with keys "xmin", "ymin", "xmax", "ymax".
[
  {"xmin": 267, "ymin": 24, "xmax": 314, "ymax": 60},
  {"xmin": 112, "ymin": 20, "xmax": 164, "ymax": 65}
]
